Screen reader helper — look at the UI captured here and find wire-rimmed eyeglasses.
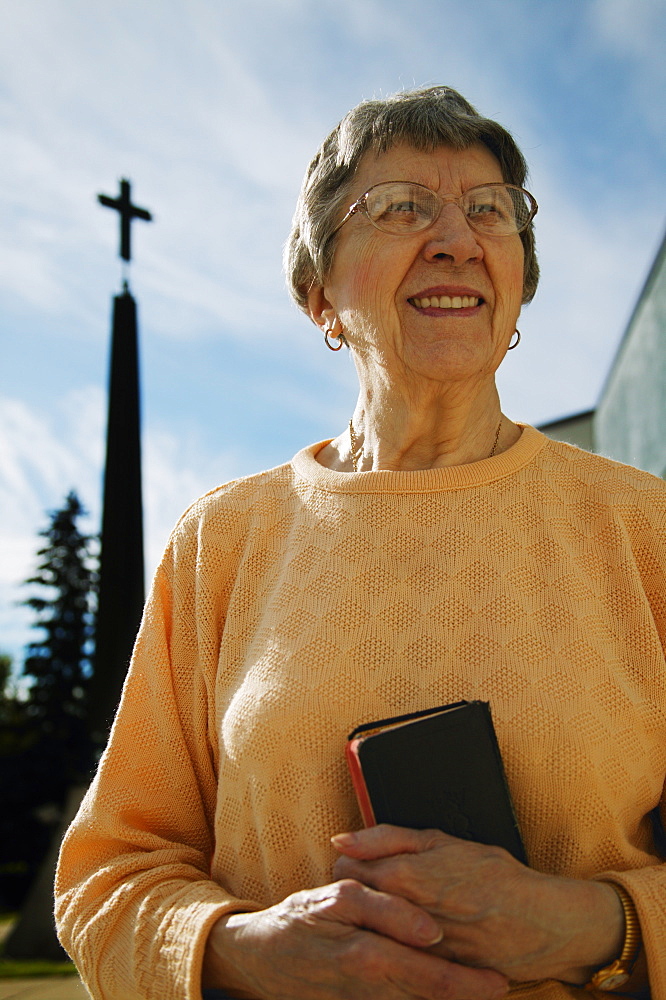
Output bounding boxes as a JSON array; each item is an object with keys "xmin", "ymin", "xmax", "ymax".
[{"xmin": 331, "ymin": 181, "xmax": 538, "ymax": 239}]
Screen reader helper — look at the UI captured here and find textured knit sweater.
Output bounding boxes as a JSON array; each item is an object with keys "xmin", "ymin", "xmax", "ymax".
[{"xmin": 55, "ymin": 426, "xmax": 666, "ymax": 1000}]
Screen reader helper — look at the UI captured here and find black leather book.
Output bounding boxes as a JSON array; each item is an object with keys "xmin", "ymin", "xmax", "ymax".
[{"xmin": 346, "ymin": 700, "xmax": 527, "ymax": 864}]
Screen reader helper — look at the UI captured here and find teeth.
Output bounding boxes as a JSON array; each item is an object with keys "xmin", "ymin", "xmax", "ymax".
[{"xmin": 412, "ymin": 296, "xmax": 480, "ymax": 309}]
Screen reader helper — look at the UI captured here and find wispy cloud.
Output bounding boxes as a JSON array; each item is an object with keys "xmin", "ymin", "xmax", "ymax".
[
  {"xmin": 0, "ymin": 385, "xmax": 252, "ymax": 664},
  {"xmin": 0, "ymin": 390, "xmax": 103, "ymax": 663},
  {"xmin": 590, "ymin": 0, "xmax": 666, "ymax": 139}
]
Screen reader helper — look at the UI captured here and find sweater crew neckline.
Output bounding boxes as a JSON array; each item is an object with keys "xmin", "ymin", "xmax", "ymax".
[{"xmin": 291, "ymin": 424, "xmax": 547, "ymax": 494}]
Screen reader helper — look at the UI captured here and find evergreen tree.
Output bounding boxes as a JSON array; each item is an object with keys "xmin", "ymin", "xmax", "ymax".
[
  {"xmin": 0, "ymin": 492, "xmax": 98, "ymax": 911},
  {"xmin": 21, "ymin": 490, "xmax": 98, "ymax": 789}
]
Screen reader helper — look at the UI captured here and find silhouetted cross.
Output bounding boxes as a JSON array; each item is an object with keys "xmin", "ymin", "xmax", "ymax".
[{"xmin": 98, "ymin": 179, "xmax": 152, "ymax": 262}]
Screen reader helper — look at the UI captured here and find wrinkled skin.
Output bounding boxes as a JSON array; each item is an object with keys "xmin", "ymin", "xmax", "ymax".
[
  {"xmin": 331, "ymin": 825, "xmax": 623, "ymax": 984},
  {"xmin": 202, "ymin": 824, "xmax": 623, "ymax": 998},
  {"xmin": 203, "ymin": 875, "xmax": 508, "ymax": 1000}
]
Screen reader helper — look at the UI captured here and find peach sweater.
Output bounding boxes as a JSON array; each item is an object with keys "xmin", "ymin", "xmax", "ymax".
[{"xmin": 55, "ymin": 426, "xmax": 666, "ymax": 1000}]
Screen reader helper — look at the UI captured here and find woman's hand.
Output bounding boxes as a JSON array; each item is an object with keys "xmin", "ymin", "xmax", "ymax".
[
  {"xmin": 331, "ymin": 825, "xmax": 625, "ymax": 985},
  {"xmin": 203, "ymin": 879, "xmax": 509, "ymax": 1000}
]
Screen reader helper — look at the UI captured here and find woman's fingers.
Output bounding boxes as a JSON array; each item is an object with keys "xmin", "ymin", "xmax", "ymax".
[
  {"xmin": 337, "ymin": 925, "xmax": 508, "ymax": 1000},
  {"xmin": 331, "ymin": 824, "xmax": 514, "ymax": 907},
  {"xmin": 298, "ymin": 881, "xmax": 509, "ymax": 1000},
  {"xmin": 206, "ymin": 881, "xmax": 509, "ymax": 1000},
  {"xmin": 314, "ymin": 878, "xmax": 443, "ymax": 947},
  {"xmin": 332, "ymin": 824, "xmax": 445, "ymax": 859}
]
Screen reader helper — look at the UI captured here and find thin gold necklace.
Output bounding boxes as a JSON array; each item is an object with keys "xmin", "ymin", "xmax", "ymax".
[
  {"xmin": 348, "ymin": 419, "xmax": 361, "ymax": 473},
  {"xmin": 348, "ymin": 417, "xmax": 503, "ymax": 473},
  {"xmin": 489, "ymin": 416, "xmax": 503, "ymax": 457}
]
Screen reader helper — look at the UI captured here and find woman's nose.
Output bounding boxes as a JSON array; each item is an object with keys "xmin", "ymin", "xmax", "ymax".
[{"xmin": 421, "ymin": 204, "xmax": 484, "ymax": 266}]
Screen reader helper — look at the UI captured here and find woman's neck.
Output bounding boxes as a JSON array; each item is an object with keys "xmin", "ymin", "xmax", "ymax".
[{"xmin": 318, "ymin": 375, "xmax": 520, "ymax": 473}]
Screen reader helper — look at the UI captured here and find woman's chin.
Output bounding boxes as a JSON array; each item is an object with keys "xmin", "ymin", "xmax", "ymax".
[{"xmin": 399, "ymin": 339, "xmax": 500, "ymax": 385}]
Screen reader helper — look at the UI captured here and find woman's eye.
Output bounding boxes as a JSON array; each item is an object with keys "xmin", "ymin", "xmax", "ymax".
[
  {"xmin": 379, "ymin": 200, "xmax": 431, "ymax": 227},
  {"xmin": 386, "ymin": 200, "xmax": 418, "ymax": 214},
  {"xmin": 367, "ymin": 186, "xmax": 435, "ymax": 229},
  {"xmin": 468, "ymin": 202, "xmax": 515, "ymax": 230},
  {"xmin": 469, "ymin": 202, "xmax": 500, "ymax": 217}
]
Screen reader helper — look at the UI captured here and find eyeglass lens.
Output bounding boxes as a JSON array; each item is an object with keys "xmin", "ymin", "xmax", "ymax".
[{"xmin": 365, "ymin": 182, "xmax": 533, "ymax": 235}]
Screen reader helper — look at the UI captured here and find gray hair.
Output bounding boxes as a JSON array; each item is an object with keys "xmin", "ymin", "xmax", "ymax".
[{"xmin": 284, "ymin": 86, "xmax": 539, "ymax": 313}]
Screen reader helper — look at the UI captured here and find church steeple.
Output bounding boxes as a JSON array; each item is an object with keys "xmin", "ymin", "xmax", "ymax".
[{"xmin": 89, "ymin": 180, "xmax": 152, "ymax": 742}]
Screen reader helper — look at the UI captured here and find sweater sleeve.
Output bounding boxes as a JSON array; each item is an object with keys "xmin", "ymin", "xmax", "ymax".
[
  {"xmin": 593, "ymin": 492, "xmax": 666, "ymax": 1000},
  {"xmin": 595, "ymin": 804, "xmax": 666, "ymax": 998},
  {"xmin": 54, "ymin": 523, "xmax": 260, "ymax": 1000}
]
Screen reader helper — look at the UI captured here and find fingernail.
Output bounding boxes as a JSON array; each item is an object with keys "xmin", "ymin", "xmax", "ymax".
[
  {"xmin": 331, "ymin": 832, "xmax": 357, "ymax": 848},
  {"xmin": 416, "ymin": 918, "xmax": 443, "ymax": 945}
]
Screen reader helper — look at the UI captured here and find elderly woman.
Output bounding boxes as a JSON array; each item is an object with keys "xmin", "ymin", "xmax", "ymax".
[{"xmin": 56, "ymin": 87, "xmax": 665, "ymax": 1000}]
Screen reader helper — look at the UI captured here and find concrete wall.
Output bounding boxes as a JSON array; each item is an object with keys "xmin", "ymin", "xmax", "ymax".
[{"xmin": 594, "ymin": 233, "xmax": 666, "ymax": 478}]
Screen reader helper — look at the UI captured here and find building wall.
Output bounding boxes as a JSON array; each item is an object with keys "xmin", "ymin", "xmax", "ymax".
[
  {"xmin": 538, "ymin": 411, "xmax": 595, "ymax": 452},
  {"xmin": 594, "ymin": 233, "xmax": 666, "ymax": 478}
]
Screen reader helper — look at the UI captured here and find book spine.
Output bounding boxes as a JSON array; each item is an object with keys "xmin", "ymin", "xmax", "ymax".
[{"xmin": 345, "ymin": 739, "xmax": 376, "ymax": 827}]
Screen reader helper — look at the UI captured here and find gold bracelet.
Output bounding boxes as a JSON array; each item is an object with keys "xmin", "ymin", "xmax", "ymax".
[{"xmin": 586, "ymin": 883, "xmax": 642, "ymax": 992}]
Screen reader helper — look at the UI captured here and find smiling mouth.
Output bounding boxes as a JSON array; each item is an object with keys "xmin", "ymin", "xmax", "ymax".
[{"xmin": 410, "ymin": 295, "xmax": 482, "ymax": 309}]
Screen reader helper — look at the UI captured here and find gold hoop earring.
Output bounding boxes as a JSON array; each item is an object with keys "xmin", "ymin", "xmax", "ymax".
[
  {"xmin": 508, "ymin": 329, "xmax": 521, "ymax": 350},
  {"xmin": 324, "ymin": 327, "xmax": 343, "ymax": 351},
  {"xmin": 324, "ymin": 324, "xmax": 348, "ymax": 351}
]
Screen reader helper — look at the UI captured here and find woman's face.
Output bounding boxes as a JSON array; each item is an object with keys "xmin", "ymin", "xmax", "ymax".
[{"xmin": 312, "ymin": 142, "xmax": 525, "ymax": 386}]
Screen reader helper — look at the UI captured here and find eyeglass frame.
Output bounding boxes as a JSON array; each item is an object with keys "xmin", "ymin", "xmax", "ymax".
[{"xmin": 330, "ymin": 180, "xmax": 538, "ymax": 240}]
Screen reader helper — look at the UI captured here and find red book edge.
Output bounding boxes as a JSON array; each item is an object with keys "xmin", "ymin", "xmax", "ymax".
[{"xmin": 345, "ymin": 737, "xmax": 377, "ymax": 827}]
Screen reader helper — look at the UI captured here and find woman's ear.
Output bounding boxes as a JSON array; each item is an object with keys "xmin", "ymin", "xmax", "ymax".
[{"xmin": 307, "ymin": 283, "xmax": 336, "ymax": 332}]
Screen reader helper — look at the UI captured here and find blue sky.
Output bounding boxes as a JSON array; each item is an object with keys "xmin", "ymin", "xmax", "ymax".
[{"xmin": 1, "ymin": 0, "xmax": 665, "ymax": 664}]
